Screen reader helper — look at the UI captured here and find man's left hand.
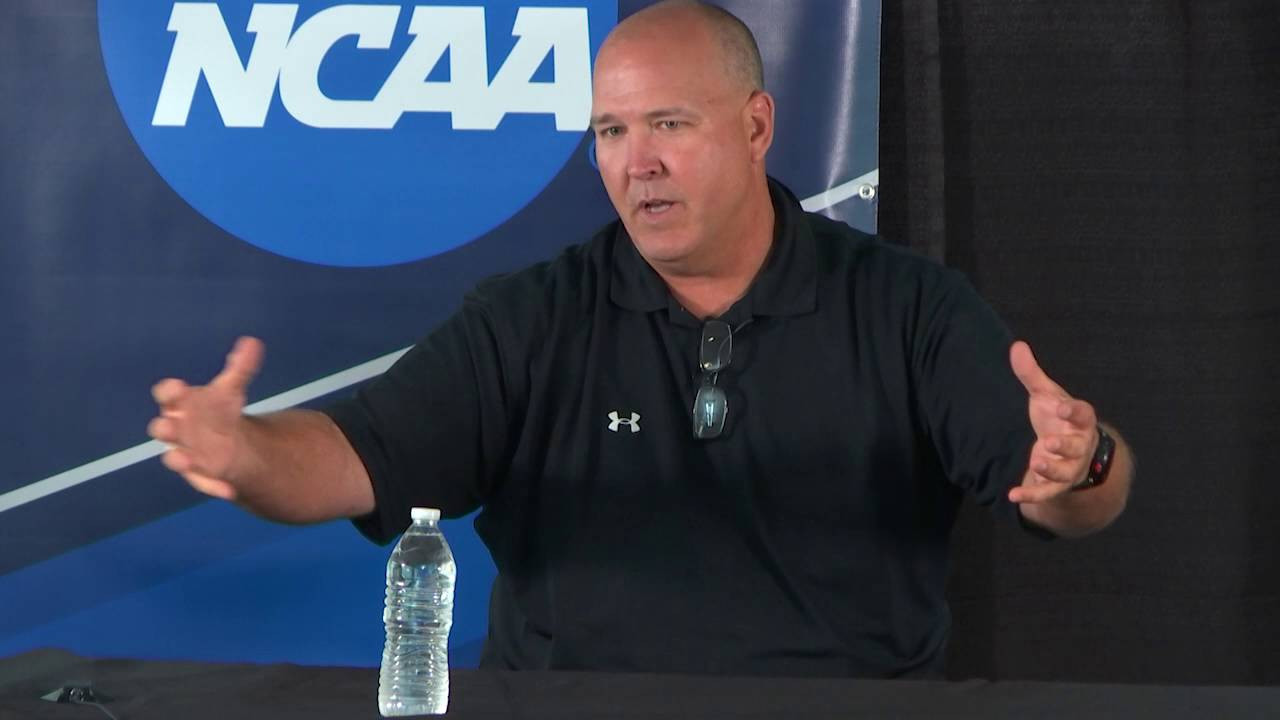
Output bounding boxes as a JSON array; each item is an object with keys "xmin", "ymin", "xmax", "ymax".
[{"xmin": 1008, "ymin": 340, "xmax": 1098, "ymax": 504}]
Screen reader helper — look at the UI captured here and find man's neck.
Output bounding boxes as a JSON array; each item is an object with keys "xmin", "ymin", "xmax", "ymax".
[
  {"xmin": 663, "ymin": 272, "xmax": 759, "ymax": 319},
  {"xmin": 654, "ymin": 185, "xmax": 776, "ymax": 320}
]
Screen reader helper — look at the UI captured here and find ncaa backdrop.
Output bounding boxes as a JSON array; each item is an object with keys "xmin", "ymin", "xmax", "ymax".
[{"xmin": 0, "ymin": 0, "xmax": 880, "ymax": 666}]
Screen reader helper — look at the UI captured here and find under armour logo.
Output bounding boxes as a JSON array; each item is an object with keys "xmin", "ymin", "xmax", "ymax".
[{"xmin": 607, "ymin": 411, "xmax": 641, "ymax": 433}]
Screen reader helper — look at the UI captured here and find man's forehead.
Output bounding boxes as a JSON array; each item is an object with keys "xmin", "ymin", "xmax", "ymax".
[
  {"xmin": 590, "ymin": 15, "xmax": 740, "ymax": 119},
  {"xmin": 590, "ymin": 84, "xmax": 716, "ymax": 125},
  {"xmin": 595, "ymin": 43, "xmax": 700, "ymax": 83},
  {"xmin": 593, "ymin": 55, "xmax": 725, "ymax": 110}
]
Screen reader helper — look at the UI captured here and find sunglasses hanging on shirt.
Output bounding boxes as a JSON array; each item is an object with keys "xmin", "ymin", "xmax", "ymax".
[{"xmin": 692, "ymin": 319, "xmax": 733, "ymax": 439}]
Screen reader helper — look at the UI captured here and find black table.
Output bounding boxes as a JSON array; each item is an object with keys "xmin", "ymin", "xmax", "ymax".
[{"xmin": 2, "ymin": 649, "xmax": 1278, "ymax": 719}]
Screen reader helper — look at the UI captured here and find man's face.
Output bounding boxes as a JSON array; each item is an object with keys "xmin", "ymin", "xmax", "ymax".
[{"xmin": 590, "ymin": 31, "xmax": 756, "ymax": 273}]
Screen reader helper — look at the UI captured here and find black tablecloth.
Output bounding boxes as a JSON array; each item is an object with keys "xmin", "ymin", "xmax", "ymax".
[{"xmin": 1, "ymin": 649, "xmax": 1278, "ymax": 719}]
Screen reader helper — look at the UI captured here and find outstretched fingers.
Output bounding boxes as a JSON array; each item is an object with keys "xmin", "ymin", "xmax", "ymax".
[
  {"xmin": 1044, "ymin": 432, "xmax": 1091, "ymax": 460},
  {"xmin": 211, "ymin": 336, "xmax": 264, "ymax": 394},
  {"xmin": 1009, "ymin": 340, "xmax": 1066, "ymax": 398},
  {"xmin": 1009, "ymin": 477, "xmax": 1070, "ymax": 504},
  {"xmin": 151, "ymin": 378, "xmax": 189, "ymax": 412},
  {"xmin": 159, "ymin": 447, "xmax": 238, "ymax": 500},
  {"xmin": 1055, "ymin": 397, "xmax": 1097, "ymax": 430},
  {"xmin": 147, "ymin": 416, "xmax": 179, "ymax": 445},
  {"xmin": 149, "ymin": 337, "xmax": 265, "ymax": 501}
]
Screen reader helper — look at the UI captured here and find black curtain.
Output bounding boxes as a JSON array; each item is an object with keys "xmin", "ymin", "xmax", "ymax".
[{"xmin": 881, "ymin": 1, "xmax": 1280, "ymax": 684}]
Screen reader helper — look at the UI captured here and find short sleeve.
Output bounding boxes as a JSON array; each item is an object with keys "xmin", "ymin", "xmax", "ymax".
[
  {"xmin": 321, "ymin": 297, "xmax": 513, "ymax": 544},
  {"xmin": 910, "ymin": 269, "xmax": 1046, "ymax": 534}
]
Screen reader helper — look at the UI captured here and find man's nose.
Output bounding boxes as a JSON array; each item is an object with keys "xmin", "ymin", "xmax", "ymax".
[{"xmin": 626, "ymin": 135, "xmax": 663, "ymax": 179}]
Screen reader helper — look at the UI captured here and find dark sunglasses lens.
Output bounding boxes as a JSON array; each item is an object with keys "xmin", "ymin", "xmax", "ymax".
[
  {"xmin": 693, "ymin": 383, "xmax": 727, "ymax": 438},
  {"xmin": 700, "ymin": 320, "xmax": 732, "ymax": 372}
]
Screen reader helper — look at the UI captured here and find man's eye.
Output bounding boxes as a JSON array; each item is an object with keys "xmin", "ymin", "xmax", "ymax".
[
  {"xmin": 659, "ymin": 120, "xmax": 681, "ymax": 130},
  {"xmin": 599, "ymin": 126, "xmax": 621, "ymax": 138}
]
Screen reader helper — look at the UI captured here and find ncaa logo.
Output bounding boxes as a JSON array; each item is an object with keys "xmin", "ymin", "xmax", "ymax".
[{"xmin": 97, "ymin": 1, "xmax": 616, "ymax": 266}]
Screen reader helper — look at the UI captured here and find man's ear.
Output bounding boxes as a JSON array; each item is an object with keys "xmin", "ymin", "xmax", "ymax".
[{"xmin": 744, "ymin": 90, "xmax": 775, "ymax": 163}]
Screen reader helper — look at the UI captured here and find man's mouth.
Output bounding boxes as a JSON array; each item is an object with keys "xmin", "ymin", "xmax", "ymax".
[{"xmin": 639, "ymin": 199, "xmax": 675, "ymax": 215}]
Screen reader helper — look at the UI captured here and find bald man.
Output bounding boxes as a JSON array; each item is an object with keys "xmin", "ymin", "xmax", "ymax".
[{"xmin": 150, "ymin": 1, "xmax": 1132, "ymax": 677}]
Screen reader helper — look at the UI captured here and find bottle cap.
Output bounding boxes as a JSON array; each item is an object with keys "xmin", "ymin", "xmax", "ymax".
[{"xmin": 410, "ymin": 507, "xmax": 441, "ymax": 522}]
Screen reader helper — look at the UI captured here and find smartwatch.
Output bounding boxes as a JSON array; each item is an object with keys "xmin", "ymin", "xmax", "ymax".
[{"xmin": 1071, "ymin": 425, "xmax": 1115, "ymax": 491}]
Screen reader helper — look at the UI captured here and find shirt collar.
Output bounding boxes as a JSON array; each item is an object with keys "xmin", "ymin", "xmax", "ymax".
[{"xmin": 609, "ymin": 177, "xmax": 818, "ymax": 324}]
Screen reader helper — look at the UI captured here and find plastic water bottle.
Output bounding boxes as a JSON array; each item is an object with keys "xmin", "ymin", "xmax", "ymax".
[{"xmin": 378, "ymin": 507, "xmax": 455, "ymax": 716}]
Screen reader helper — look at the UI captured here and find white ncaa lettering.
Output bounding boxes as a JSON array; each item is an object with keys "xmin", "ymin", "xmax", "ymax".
[
  {"xmin": 152, "ymin": 3, "xmax": 592, "ymax": 131},
  {"xmin": 476, "ymin": 7, "xmax": 591, "ymax": 130},
  {"xmin": 278, "ymin": 4, "xmax": 400, "ymax": 129},
  {"xmin": 607, "ymin": 411, "xmax": 641, "ymax": 433},
  {"xmin": 153, "ymin": 3, "xmax": 296, "ymax": 127}
]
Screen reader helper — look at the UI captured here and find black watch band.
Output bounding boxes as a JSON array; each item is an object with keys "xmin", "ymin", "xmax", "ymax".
[{"xmin": 1071, "ymin": 425, "xmax": 1115, "ymax": 491}]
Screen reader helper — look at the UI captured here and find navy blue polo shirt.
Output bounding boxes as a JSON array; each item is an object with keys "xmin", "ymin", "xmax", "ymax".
[{"xmin": 324, "ymin": 179, "xmax": 1036, "ymax": 678}]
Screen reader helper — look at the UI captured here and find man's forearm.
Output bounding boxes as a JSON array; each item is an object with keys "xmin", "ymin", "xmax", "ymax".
[
  {"xmin": 1019, "ymin": 424, "xmax": 1134, "ymax": 539},
  {"xmin": 231, "ymin": 409, "xmax": 376, "ymax": 525}
]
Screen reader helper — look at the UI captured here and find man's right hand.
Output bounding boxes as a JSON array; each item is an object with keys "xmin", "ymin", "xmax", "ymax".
[{"xmin": 148, "ymin": 336, "xmax": 264, "ymax": 501}]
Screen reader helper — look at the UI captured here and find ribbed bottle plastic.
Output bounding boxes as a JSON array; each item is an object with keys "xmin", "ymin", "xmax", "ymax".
[{"xmin": 378, "ymin": 507, "xmax": 455, "ymax": 716}]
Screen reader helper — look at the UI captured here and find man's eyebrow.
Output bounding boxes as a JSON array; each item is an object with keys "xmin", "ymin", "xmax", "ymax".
[
  {"xmin": 644, "ymin": 107, "xmax": 696, "ymax": 120},
  {"xmin": 589, "ymin": 107, "xmax": 698, "ymax": 128},
  {"xmin": 589, "ymin": 112, "xmax": 620, "ymax": 128}
]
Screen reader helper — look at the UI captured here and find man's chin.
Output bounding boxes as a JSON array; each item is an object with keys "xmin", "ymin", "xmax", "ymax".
[{"xmin": 625, "ymin": 228, "xmax": 698, "ymax": 267}]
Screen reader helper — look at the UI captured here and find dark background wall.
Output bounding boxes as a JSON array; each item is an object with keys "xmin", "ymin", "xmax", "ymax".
[{"xmin": 881, "ymin": 0, "xmax": 1280, "ymax": 684}]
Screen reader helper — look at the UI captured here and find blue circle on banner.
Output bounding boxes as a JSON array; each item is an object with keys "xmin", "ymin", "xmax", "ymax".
[{"xmin": 98, "ymin": 1, "xmax": 615, "ymax": 267}]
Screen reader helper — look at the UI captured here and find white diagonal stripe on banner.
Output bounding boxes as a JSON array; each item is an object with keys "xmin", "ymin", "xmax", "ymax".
[
  {"xmin": 0, "ymin": 347, "xmax": 409, "ymax": 514},
  {"xmin": 0, "ymin": 172, "xmax": 878, "ymax": 514},
  {"xmin": 0, "ymin": 441, "xmax": 172, "ymax": 515},
  {"xmin": 800, "ymin": 169, "xmax": 879, "ymax": 212}
]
